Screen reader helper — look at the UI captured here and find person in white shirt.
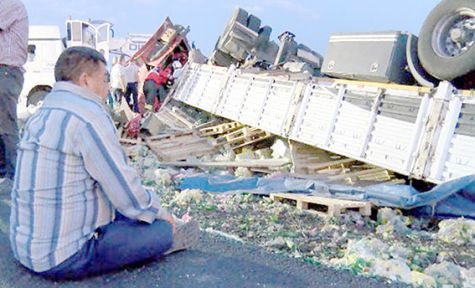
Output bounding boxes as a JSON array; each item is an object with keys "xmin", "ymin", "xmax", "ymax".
[
  {"xmin": 110, "ymin": 55, "xmax": 126, "ymax": 105},
  {"xmin": 123, "ymin": 60, "xmax": 140, "ymax": 112}
]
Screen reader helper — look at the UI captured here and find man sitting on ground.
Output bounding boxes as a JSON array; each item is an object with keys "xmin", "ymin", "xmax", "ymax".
[{"xmin": 10, "ymin": 46, "xmax": 199, "ymax": 280}]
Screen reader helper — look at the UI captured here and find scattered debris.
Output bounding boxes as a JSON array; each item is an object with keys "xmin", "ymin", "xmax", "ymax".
[
  {"xmin": 436, "ymin": 218, "xmax": 475, "ymax": 246},
  {"xmin": 376, "ymin": 208, "xmax": 411, "ymax": 237},
  {"xmin": 174, "ymin": 189, "xmax": 203, "ymax": 206},
  {"xmin": 424, "ymin": 262, "xmax": 464, "ymax": 287}
]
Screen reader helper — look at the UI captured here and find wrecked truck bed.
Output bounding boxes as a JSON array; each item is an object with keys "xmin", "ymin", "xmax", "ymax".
[{"xmin": 170, "ymin": 63, "xmax": 475, "ymax": 185}]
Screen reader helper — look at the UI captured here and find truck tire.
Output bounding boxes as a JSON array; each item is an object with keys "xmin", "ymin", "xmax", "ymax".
[
  {"xmin": 247, "ymin": 15, "xmax": 261, "ymax": 33},
  {"xmin": 27, "ymin": 90, "xmax": 49, "ymax": 106},
  {"xmin": 232, "ymin": 8, "xmax": 248, "ymax": 26},
  {"xmin": 418, "ymin": 0, "xmax": 475, "ymax": 80},
  {"xmin": 406, "ymin": 34, "xmax": 438, "ymax": 88}
]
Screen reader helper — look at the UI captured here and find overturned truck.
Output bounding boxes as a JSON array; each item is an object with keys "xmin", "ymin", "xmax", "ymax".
[
  {"xmin": 163, "ymin": 0, "xmax": 475, "ymax": 185},
  {"xmin": 170, "ymin": 62, "xmax": 474, "ymax": 185}
]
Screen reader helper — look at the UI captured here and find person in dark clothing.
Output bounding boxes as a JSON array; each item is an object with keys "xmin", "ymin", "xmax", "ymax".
[{"xmin": 142, "ymin": 66, "xmax": 172, "ymax": 111}]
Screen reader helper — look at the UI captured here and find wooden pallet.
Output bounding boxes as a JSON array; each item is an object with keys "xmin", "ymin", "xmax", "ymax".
[
  {"xmin": 229, "ymin": 133, "xmax": 273, "ymax": 149},
  {"xmin": 287, "ymin": 141, "xmax": 399, "ymax": 185},
  {"xmin": 218, "ymin": 127, "xmax": 273, "ymax": 149},
  {"xmin": 289, "ymin": 140, "xmax": 355, "ymax": 174},
  {"xmin": 199, "ymin": 121, "xmax": 243, "ymax": 136},
  {"xmin": 222, "ymin": 127, "xmax": 262, "ymax": 141},
  {"xmin": 270, "ymin": 193, "xmax": 372, "ymax": 218},
  {"xmin": 145, "ymin": 132, "xmax": 218, "ymax": 162},
  {"xmin": 328, "ymin": 167, "xmax": 392, "ymax": 183}
]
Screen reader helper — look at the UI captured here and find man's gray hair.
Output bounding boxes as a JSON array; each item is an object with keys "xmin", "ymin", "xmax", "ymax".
[{"xmin": 55, "ymin": 46, "xmax": 107, "ymax": 82}]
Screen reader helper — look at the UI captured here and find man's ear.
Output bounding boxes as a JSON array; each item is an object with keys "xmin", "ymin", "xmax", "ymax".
[{"xmin": 77, "ymin": 72, "xmax": 89, "ymax": 88}]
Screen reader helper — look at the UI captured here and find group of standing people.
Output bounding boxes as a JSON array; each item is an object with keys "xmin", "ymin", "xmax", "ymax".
[
  {"xmin": 0, "ymin": 0, "xmax": 198, "ymax": 281},
  {"xmin": 109, "ymin": 55, "xmax": 176, "ymax": 113},
  {"xmin": 110, "ymin": 55, "xmax": 140, "ymax": 112}
]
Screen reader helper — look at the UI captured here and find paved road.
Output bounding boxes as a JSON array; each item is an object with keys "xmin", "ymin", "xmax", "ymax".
[{"xmin": 0, "ymin": 190, "xmax": 407, "ymax": 288}]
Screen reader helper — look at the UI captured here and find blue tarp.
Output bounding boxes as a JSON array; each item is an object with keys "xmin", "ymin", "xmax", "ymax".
[{"xmin": 179, "ymin": 173, "xmax": 475, "ymax": 219}]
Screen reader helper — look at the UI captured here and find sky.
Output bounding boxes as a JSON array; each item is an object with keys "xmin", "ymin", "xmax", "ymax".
[{"xmin": 22, "ymin": 0, "xmax": 442, "ymax": 57}]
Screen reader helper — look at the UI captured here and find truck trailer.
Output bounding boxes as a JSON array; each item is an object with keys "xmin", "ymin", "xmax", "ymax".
[{"xmin": 169, "ymin": 0, "xmax": 475, "ymax": 184}]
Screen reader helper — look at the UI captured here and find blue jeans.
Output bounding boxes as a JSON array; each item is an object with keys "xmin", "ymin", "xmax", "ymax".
[
  {"xmin": 37, "ymin": 213, "xmax": 173, "ymax": 280},
  {"xmin": 112, "ymin": 88, "xmax": 124, "ymax": 103},
  {"xmin": 0, "ymin": 65, "xmax": 24, "ymax": 179},
  {"xmin": 106, "ymin": 90, "xmax": 114, "ymax": 110},
  {"xmin": 125, "ymin": 82, "xmax": 139, "ymax": 112}
]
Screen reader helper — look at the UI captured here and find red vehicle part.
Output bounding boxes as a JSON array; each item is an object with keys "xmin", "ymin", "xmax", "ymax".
[{"xmin": 131, "ymin": 17, "xmax": 190, "ymax": 114}]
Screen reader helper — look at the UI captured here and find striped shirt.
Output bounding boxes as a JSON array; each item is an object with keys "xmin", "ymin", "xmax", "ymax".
[
  {"xmin": 10, "ymin": 81, "xmax": 164, "ymax": 272},
  {"xmin": 0, "ymin": 0, "xmax": 28, "ymax": 68}
]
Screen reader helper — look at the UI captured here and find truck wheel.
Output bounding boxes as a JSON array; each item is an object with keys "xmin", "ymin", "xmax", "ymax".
[
  {"xmin": 27, "ymin": 90, "xmax": 49, "ymax": 106},
  {"xmin": 418, "ymin": 0, "xmax": 475, "ymax": 80},
  {"xmin": 232, "ymin": 8, "xmax": 248, "ymax": 26},
  {"xmin": 247, "ymin": 15, "xmax": 261, "ymax": 33}
]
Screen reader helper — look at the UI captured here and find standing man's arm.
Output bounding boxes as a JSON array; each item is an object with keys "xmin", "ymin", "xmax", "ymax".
[{"xmin": 0, "ymin": 1, "xmax": 22, "ymax": 30}]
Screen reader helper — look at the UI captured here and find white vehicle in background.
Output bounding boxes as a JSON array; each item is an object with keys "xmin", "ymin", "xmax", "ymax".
[
  {"xmin": 65, "ymin": 19, "xmax": 150, "ymax": 63},
  {"xmin": 18, "ymin": 25, "xmax": 64, "ymax": 120},
  {"xmin": 65, "ymin": 19, "xmax": 112, "ymax": 59},
  {"xmin": 18, "ymin": 19, "xmax": 150, "ymax": 120}
]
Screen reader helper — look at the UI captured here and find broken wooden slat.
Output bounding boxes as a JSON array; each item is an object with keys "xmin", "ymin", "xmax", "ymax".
[
  {"xmin": 303, "ymin": 158, "xmax": 356, "ymax": 172},
  {"xmin": 147, "ymin": 130, "xmax": 195, "ymax": 141},
  {"xmin": 120, "ymin": 137, "xmax": 142, "ymax": 145},
  {"xmin": 327, "ymin": 167, "xmax": 387, "ymax": 181},
  {"xmin": 289, "ymin": 140, "xmax": 350, "ymax": 174},
  {"xmin": 145, "ymin": 132, "xmax": 217, "ymax": 162},
  {"xmin": 357, "ymin": 170, "xmax": 391, "ymax": 181},
  {"xmin": 155, "ymin": 107, "xmax": 192, "ymax": 131},
  {"xmin": 194, "ymin": 119, "xmax": 223, "ymax": 130},
  {"xmin": 116, "ymin": 100, "xmax": 135, "ymax": 124},
  {"xmin": 160, "ymin": 158, "xmax": 291, "ymax": 168},
  {"xmin": 199, "ymin": 121, "xmax": 243, "ymax": 136},
  {"xmin": 166, "ymin": 107, "xmax": 195, "ymax": 129}
]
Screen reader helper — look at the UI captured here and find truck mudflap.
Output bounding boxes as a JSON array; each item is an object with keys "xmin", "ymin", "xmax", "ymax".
[{"xmin": 171, "ymin": 63, "xmax": 475, "ymax": 184}]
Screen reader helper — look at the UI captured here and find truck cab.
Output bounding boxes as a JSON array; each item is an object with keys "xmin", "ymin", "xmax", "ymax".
[
  {"xmin": 18, "ymin": 19, "xmax": 163, "ymax": 121},
  {"xmin": 65, "ymin": 19, "xmax": 112, "ymax": 61},
  {"xmin": 65, "ymin": 19, "xmax": 150, "ymax": 62},
  {"xmin": 18, "ymin": 25, "xmax": 65, "ymax": 120}
]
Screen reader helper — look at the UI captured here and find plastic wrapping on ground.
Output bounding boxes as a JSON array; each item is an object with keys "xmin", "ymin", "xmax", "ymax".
[{"xmin": 179, "ymin": 173, "xmax": 475, "ymax": 219}]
